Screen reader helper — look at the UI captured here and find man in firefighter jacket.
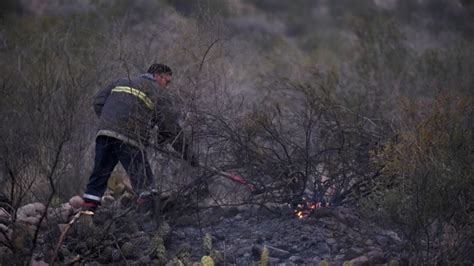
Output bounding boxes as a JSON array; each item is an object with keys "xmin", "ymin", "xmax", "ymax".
[{"xmin": 81, "ymin": 63, "xmax": 193, "ymax": 211}]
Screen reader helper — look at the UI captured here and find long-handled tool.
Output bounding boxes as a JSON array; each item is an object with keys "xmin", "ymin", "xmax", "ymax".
[{"xmin": 154, "ymin": 145, "xmax": 256, "ymax": 191}]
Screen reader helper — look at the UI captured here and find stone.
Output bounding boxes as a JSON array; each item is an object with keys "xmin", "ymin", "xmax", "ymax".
[
  {"xmin": 69, "ymin": 196, "xmax": 83, "ymax": 210},
  {"xmin": 289, "ymin": 255, "xmax": 304, "ymax": 264},
  {"xmin": 350, "ymin": 255, "xmax": 369, "ymax": 264},
  {"xmin": 367, "ymin": 249, "xmax": 385, "ymax": 263},
  {"xmin": 139, "ymin": 255, "xmax": 151, "ymax": 264},
  {"xmin": 268, "ymin": 257, "xmax": 280, "ymax": 263},
  {"xmin": 166, "ymin": 258, "xmax": 184, "ymax": 266},
  {"xmin": 345, "ymin": 247, "xmax": 364, "ymax": 260},
  {"xmin": 266, "ymin": 245, "xmax": 291, "ymax": 259},
  {"xmin": 222, "ymin": 207, "xmax": 240, "ymax": 218},
  {"xmin": 121, "ymin": 242, "xmax": 138, "ymax": 259},
  {"xmin": 383, "ymin": 230, "xmax": 403, "ymax": 244},
  {"xmin": 316, "ymin": 242, "xmax": 330, "ymax": 254},
  {"xmin": 375, "ymin": 235, "xmax": 389, "ymax": 246},
  {"xmin": 18, "ymin": 216, "xmax": 40, "ymax": 225},
  {"xmin": 17, "ymin": 203, "xmax": 45, "ymax": 219},
  {"xmin": 311, "ymin": 256, "xmax": 322, "ymax": 264},
  {"xmin": 175, "ymin": 215, "xmax": 194, "ymax": 227},
  {"xmin": 326, "ymin": 238, "xmax": 337, "ymax": 245}
]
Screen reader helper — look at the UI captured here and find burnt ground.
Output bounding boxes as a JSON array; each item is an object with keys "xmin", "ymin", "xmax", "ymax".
[
  {"xmin": 32, "ymin": 201, "xmax": 411, "ymax": 265},
  {"xmin": 165, "ymin": 204, "xmax": 408, "ymax": 265},
  {"xmin": 0, "ymin": 189, "xmax": 411, "ymax": 266},
  {"xmin": 0, "ymin": 191, "xmax": 412, "ymax": 266}
]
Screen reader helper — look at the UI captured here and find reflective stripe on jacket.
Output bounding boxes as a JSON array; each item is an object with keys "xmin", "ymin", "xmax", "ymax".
[{"xmin": 93, "ymin": 73, "xmax": 183, "ymax": 149}]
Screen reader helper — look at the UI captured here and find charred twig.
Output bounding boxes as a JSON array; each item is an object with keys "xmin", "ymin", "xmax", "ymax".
[{"xmin": 50, "ymin": 210, "xmax": 94, "ymax": 265}]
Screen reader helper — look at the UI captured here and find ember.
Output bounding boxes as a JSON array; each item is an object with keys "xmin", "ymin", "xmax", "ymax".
[{"xmin": 291, "ymin": 196, "xmax": 323, "ymax": 219}]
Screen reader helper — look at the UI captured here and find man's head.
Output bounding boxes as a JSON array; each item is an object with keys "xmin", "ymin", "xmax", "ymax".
[{"xmin": 147, "ymin": 63, "xmax": 173, "ymax": 88}]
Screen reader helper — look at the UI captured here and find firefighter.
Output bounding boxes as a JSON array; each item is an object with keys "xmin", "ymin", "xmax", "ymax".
[{"xmin": 81, "ymin": 63, "xmax": 195, "ymax": 212}]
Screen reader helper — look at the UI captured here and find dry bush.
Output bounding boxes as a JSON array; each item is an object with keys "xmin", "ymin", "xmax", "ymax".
[
  {"xmin": 361, "ymin": 94, "xmax": 473, "ymax": 264},
  {"xmin": 191, "ymin": 68, "xmax": 386, "ymax": 207}
]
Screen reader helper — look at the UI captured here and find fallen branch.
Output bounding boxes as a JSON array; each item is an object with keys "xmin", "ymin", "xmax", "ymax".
[{"xmin": 50, "ymin": 210, "xmax": 94, "ymax": 265}]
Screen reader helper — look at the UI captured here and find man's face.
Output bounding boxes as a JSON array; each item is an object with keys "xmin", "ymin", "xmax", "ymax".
[{"xmin": 155, "ymin": 73, "xmax": 172, "ymax": 88}]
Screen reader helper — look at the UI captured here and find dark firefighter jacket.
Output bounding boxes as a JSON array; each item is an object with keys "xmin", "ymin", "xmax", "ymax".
[{"xmin": 94, "ymin": 73, "xmax": 186, "ymax": 153}]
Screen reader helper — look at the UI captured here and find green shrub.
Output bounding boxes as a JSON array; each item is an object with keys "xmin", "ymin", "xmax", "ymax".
[{"xmin": 362, "ymin": 94, "xmax": 473, "ymax": 264}]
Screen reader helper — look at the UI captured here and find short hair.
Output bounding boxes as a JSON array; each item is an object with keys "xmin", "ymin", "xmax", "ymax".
[{"xmin": 147, "ymin": 63, "xmax": 172, "ymax": 75}]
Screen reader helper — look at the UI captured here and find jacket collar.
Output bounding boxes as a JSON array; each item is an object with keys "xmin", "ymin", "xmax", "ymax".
[{"xmin": 141, "ymin": 73, "xmax": 155, "ymax": 81}]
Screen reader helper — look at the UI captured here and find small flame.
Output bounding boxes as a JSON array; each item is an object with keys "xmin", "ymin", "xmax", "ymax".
[
  {"xmin": 295, "ymin": 211, "xmax": 305, "ymax": 219},
  {"xmin": 293, "ymin": 196, "xmax": 323, "ymax": 219}
]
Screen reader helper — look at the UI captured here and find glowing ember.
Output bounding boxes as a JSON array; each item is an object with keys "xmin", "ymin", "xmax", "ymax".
[{"xmin": 292, "ymin": 196, "xmax": 323, "ymax": 219}]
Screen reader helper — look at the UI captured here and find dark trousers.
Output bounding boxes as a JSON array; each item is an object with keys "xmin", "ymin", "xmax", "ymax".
[{"xmin": 83, "ymin": 135, "xmax": 154, "ymax": 203}]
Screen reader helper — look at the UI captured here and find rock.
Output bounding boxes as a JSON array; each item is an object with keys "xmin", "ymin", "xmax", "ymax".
[
  {"xmin": 311, "ymin": 256, "xmax": 322, "ymax": 264},
  {"xmin": 121, "ymin": 242, "xmax": 138, "ymax": 259},
  {"xmin": 18, "ymin": 216, "xmax": 40, "ymax": 225},
  {"xmin": 69, "ymin": 196, "xmax": 83, "ymax": 210},
  {"xmin": 175, "ymin": 215, "xmax": 194, "ymax": 227},
  {"xmin": 316, "ymin": 242, "xmax": 330, "ymax": 254},
  {"xmin": 266, "ymin": 245, "xmax": 291, "ymax": 259},
  {"xmin": 268, "ymin": 257, "xmax": 280, "ymax": 263},
  {"xmin": 367, "ymin": 249, "xmax": 385, "ymax": 263},
  {"xmin": 222, "ymin": 206, "xmax": 239, "ymax": 218},
  {"xmin": 326, "ymin": 238, "xmax": 337, "ymax": 245},
  {"xmin": 289, "ymin": 255, "xmax": 304, "ymax": 264},
  {"xmin": 382, "ymin": 230, "xmax": 403, "ymax": 244},
  {"xmin": 350, "ymin": 255, "xmax": 369, "ymax": 265},
  {"xmin": 345, "ymin": 247, "xmax": 364, "ymax": 260},
  {"xmin": 139, "ymin": 255, "xmax": 151, "ymax": 264},
  {"xmin": 365, "ymin": 239, "xmax": 374, "ymax": 246},
  {"xmin": 376, "ymin": 235, "xmax": 389, "ymax": 246},
  {"xmin": 17, "ymin": 202, "xmax": 45, "ymax": 219},
  {"xmin": 101, "ymin": 246, "xmax": 114, "ymax": 262}
]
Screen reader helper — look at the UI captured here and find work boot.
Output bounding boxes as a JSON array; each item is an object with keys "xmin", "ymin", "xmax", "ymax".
[
  {"xmin": 136, "ymin": 191, "xmax": 154, "ymax": 216},
  {"xmin": 80, "ymin": 200, "xmax": 100, "ymax": 213}
]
